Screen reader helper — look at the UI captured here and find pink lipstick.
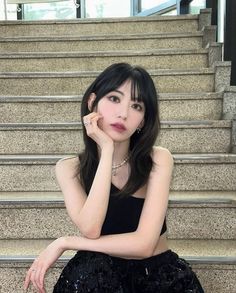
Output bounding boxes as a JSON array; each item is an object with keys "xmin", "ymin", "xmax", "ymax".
[{"xmin": 111, "ymin": 123, "xmax": 126, "ymax": 132}]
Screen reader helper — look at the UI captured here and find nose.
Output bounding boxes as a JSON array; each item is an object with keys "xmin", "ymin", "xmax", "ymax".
[{"xmin": 117, "ymin": 102, "xmax": 129, "ymax": 120}]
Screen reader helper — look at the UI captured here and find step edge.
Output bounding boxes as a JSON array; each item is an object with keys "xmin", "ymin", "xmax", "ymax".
[
  {"xmin": 0, "ymin": 68, "xmax": 215, "ymax": 78},
  {"xmin": 0, "ymin": 92, "xmax": 223, "ymax": 102},
  {"xmin": 0, "ymin": 32, "xmax": 204, "ymax": 42},
  {"xmin": 0, "ymin": 255, "xmax": 235, "ymax": 265},
  {"xmin": 0, "ymin": 120, "xmax": 231, "ymax": 129},
  {"xmin": 0, "ymin": 154, "xmax": 236, "ymax": 163},
  {"xmin": 0, "ymin": 198, "xmax": 235, "ymax": 206},
  {"xmin": 0, "ymin": 48, "xmax": 209, "ymax": 59},
  {"xmin": 0, "ymin": 14, "xmax": 199, "ymax": 26}
]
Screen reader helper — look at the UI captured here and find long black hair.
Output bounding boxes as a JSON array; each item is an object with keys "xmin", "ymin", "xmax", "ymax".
[{"xmin": 77, "ymin": 63, "xmax": 160, "ymax": 196}]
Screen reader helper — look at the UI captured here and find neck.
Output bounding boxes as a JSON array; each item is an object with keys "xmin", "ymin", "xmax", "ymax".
[
  {"xmin": 112, "ymin": 141, "xmax": 130, "ymax": 165},
  {"xmin": 97, "ymin": 141, "xmax": 130, "ymax": 164}
]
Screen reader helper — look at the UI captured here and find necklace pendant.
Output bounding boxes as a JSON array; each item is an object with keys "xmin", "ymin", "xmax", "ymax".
[{"xmin": 111, "ymin": 154, "xmax": 130, "ymax": 177}]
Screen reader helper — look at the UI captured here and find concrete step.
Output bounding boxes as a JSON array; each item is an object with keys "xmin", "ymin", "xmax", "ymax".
[
  {"xmin": 0, "ymin": 49, "xmax": 209, "ymax": 72},
  {"xmin": 0, "ymin": 191, "xmax": 235, "ymax": 240},
  {"xmin": 0, "ymin": 92, "xmax": 223, "ymax": 122},
  {"xmin": 0, "ymin": 69, "xmax": 215, "ymax": 95},
  {"xmin": 0, "ymin": 239, "xmax": 235, "ymax": 293},
  {"xmin": 0, "ymin": 32, "xmax": 204, "ymax": 53},
  {"xmin": 0, "ymin": 15, "xmax": 199, "ymax": 38},
  {"xmin": 0, "ymin": 120, "xmax": 232, "ymax": 154},
  {"xmin": 0, "ymin": 154, "xmax": 235, "ymax": 191}
]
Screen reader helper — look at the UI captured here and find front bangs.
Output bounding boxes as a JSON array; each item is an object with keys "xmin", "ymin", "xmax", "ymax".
[
  {"xmin": 95, "ymin": 72, "xmax": 129, "ymax": 101},
  {"xmin": 130, "ymin": 78, "xmax": 144, "ymax": 103}
]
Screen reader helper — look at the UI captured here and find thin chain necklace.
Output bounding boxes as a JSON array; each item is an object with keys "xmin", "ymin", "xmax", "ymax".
[{"xmin": 112, "ymin": 155, "xmax": 130, "ymax": 176}]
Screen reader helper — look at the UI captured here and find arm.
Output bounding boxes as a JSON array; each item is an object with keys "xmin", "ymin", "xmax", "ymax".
[
  {"xmin": 62, "ymin": 146, "xmax": 174, "ymax": 259},
  {"xmin": 56, "ymin": 112, "xmax": 114, "ymax": 239},
  {"xmin": 24, "ymin": 147, "xmax": 173, "ymax": 292},
  {"xmin": 56, "ymin": 146, "xmax": 113, "ymax": 239}
]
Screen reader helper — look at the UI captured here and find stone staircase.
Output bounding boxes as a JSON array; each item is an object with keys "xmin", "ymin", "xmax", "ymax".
[{"xmin": 0, "ymin": 9, "xmax": 235, "ymax": 293}]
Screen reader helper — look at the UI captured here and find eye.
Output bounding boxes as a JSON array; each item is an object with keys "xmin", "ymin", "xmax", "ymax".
[
  {"xmin": 108, "ymin": 95, "xmax": 120, "ymax": 103},
  {"xmin": 131, "ymin": 103, "xmax": 143, "ymax": 111}
]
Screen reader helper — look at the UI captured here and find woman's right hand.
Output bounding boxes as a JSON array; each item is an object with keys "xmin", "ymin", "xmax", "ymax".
[{"xmin": 83, "ymin": 112, "xmax": 114, "ymax": 151}]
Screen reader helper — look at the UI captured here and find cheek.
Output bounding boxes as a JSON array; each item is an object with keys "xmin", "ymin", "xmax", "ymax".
[
  {"xmin": 96, "ymin": 105, "xmax": 109, "ymax": 129},
  {"xmin": 97, "ymin": 102, "xmax": 113, "ymax": 120}
]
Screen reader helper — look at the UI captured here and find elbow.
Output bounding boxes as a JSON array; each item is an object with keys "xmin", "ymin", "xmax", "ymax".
[
  {"xmin": 136, "ymin": 234, "xmax": 158, "ymax": 259},
  {"xmin": 83, "ymin": 230, "xmax": 101, "ymax": 239},
  {"xmin": 74, "ymin": 216, "xmax": 102, "ymax": 239},
  {"xmin": 78, "ymin": 224, "xmax": 101, "ymax": 239},
  {"xmin": 139, "ymin": 245, "xmax": 155, "ymax": 259}
]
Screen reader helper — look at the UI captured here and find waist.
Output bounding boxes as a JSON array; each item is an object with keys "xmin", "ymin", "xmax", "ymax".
[
  {"xmin": 110, "ymin": 248, "xmax": 178, "ymax": 272},
  {"xmin": 111, "ymin": 233, "xmax": 169, "ymax": 263}
]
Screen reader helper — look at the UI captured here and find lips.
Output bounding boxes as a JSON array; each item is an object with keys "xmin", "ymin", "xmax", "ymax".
[{"xmin": 111, "ymin": 123, "xmax": 127, "ymax": 132}]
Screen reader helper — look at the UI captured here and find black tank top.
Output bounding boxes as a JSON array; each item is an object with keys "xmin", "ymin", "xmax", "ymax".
[{"xmin": 101, "ymin": 183, "xmax": 167, "ymax": 236}]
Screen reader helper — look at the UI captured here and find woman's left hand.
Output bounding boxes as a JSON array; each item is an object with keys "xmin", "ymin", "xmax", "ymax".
[{"xmin": 24, "ymin": 237, "xmax": 65, "ymax": 293}]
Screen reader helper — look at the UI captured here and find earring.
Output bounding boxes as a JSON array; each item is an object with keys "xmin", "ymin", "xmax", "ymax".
[{"xmin": 137, "ymin": 127, "xmax": 141, "ymax": 134}]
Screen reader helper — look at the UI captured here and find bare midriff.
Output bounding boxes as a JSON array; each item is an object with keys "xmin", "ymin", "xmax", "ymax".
[{"xmin": 152, "ymin": 233, "xmax": 169, "ymax": 256}]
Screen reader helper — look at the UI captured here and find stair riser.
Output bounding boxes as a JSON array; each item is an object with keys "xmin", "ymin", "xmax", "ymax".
[
  {"xmin": 0, "ymin": 54, "xmax": 208, "ymax": 72},
  {"xmin": 0, "ymin": 162, "xmax": 235, "ymax": 191},
  {"xmin": 193, "ymin": 265, "xmax": 236, "ymax": 293},
  {"xmin": 0, "ymin": 127, "xmax": 231, "ymax": 154},
  {"xmin": 0, "ymin": 102, "xmax": 81, "ymax": 123},
  {"xmin": 0, "ymin": 99, "xmax": 223, "ymax": 123},
  {"xmin": 172, "ymin": 163, "xmax": 236, "ymax": 190},
  {"xmin": 0, "ymin": 263, "xmax": 234, "ymax": 293},
  {"xmin": 0, "ymin": 19, "xmax": 199, "ymax": 37},
  {"xmin": 0, "ymin": 74, "xmax": 214, "ymax": 95},
  {"xmin": 162, "ymin": 99, "xmax": 222, "ymax": 121},
  {"xmin": 0, "ymin": 37, "xmax": 203, "ymax": 53},
  {"xmin": 0, "ymin": 206, "xmax": 234, "ymax": 239}
]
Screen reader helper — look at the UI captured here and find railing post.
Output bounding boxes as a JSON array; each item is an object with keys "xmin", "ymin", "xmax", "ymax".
[
  {"xmin": 206, "ymin": 0, "xmax": 217, "ymax": 26},
  {"xmin": 224, "ymin": 0, "xmax": 236, "ymax": 85},
  {"xmin": 131, "ymin": 0, "xmax": 141, "ymax": 16},
  {"xmin": 4, "ymin": 0, "xmax": 8, "ymax": 20}
]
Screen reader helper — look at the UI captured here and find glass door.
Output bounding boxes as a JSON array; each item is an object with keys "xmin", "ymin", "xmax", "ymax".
[
  {"xmin": 85, "ymin": 0, "xmax": 130, "ymax": 18},
  {"xmin": 133, "ymin": 0, "xmax": 180, "ymax": 16}
]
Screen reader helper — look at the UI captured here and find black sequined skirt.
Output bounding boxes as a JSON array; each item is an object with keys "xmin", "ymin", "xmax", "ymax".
[{"xmin": 53, "ymin": 250, "xmax": 204, "ymax": 293}]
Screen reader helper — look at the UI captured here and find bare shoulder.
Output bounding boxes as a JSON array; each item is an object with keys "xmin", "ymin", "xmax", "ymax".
[
  {"xmin": 55, "ymin": 156, "xmax": 80, "ymax": 177},
  {"xmin": 151, "ymin": 146, "xmax": 174, "ymax": 167}
]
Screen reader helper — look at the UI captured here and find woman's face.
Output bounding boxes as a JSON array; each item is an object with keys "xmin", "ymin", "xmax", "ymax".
[{"xmin": 94, "ymin": 80, "xmax": 145, "ymax": 142}]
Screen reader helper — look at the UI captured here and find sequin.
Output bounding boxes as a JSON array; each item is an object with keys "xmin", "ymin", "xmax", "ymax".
[{"xmin": 53, "ymin": 250, "xmax": 204, "ymax": 293}]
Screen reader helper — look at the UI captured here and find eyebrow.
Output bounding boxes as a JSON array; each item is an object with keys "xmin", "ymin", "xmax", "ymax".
[
  {"xmin": 111, "ymin": 89, "xmax": 144, "ymax": 103},
  {"xmin": 113, "ymin": 89, "xmax": 124, "ymax": 96}
]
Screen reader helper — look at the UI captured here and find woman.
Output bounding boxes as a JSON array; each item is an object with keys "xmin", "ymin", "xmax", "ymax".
[{"xmin": 24, "ymin": 63, "xmax": 204, "ymax": 292}]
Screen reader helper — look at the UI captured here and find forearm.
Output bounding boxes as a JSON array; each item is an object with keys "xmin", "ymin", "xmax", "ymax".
[
  {"xmin": 62, "ymin": 232, "xmax": 153, "ymax": 259},
  {"xmin": 77, "ymin": 146, "xmax": 114, "ymax": 237}
]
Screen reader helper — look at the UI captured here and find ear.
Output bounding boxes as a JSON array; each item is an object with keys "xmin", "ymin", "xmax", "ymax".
[{"xmin": 88, "ymin": 93, "xmax": 96, "ymax": 111}]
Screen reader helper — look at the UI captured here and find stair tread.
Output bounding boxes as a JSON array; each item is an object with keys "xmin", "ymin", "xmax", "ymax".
[
  {"xmin": 0, "ymin": 154, "xmax": 235, "ymax": 163},
  {"xmin": 0, "ymin": 239, "xmax": 235, "ymax": 262},
  {"xmin": 0, "ymin": 14, "xmax": 199, "ymax": 26},
  {"xmin": 0, "ymin": 92, "xmax": 223, "ymax": 102},
  {"xmin": 0, "ymin": 31, "xmax": 204, "ymax": 42},
  {"xmin": 0, "ymin": 68, "xmax": 215, "ymax": 77},
  {"xmin": 0, "ymin": 48, "xmax": 208, "ymax": 58},
  {"xmin": 0, "ymin": 120, "xmax": 231, "ymax": 129},
  {"xmin": 0, "ymin": 191, "xmax": 235, "ymax": 205}
]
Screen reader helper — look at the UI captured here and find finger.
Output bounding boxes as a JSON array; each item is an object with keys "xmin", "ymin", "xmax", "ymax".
[
  {"xmin": 39, "ymin": 268, "xmax": 47, "ymax": 293},
  {"xmin": 24, "ymin": 268, "xmax": 33, "ymax": 290},
  {"xmin": 30, "ymin": 269, "xmax": 40, "ymax": 292},
  {"xmin": 83, "ymin": 112, "xmax": 102, "ymax": 122},
  {"xmin": 34, "ymin": 268, "xmax": 43, "ymax": 292},
  {"xmin": 83, "ymin": 115, "xmax": 103, "ymax": 128},
  {"xmin": 30, "ymin": 275, "xmax": 37, "ymax": 291},
  {"xmin": 83, "ymin": 112, "xmax": 97, "ymax": 121}
]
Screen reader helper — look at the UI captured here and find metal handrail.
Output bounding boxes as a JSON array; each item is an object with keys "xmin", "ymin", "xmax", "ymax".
[{"xmin": 134, "ymin": 0, "xmax": 180, "ymax": 16}]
